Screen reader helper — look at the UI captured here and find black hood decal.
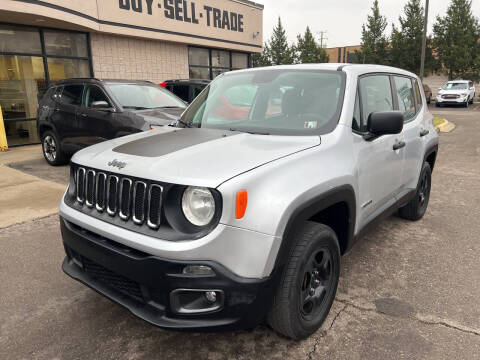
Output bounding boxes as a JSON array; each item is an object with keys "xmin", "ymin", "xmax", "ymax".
[{"xmin": 112, "ymin": 128, "xmax": 238, "ymax": 157}]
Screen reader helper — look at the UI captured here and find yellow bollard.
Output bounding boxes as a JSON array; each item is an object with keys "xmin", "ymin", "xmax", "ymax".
[{"xmin": 0, "ymin": 106, "xmax": 7, "ymax": 151}]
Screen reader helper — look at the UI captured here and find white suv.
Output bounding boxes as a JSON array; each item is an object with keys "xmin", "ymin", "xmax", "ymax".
[
  {"xmin": 436, "ymin": 80, "xmax": 476, "ymax": 107},
  {"xmin": 60, "ymin": 64, "xmax": 439, "ymax": 339}
]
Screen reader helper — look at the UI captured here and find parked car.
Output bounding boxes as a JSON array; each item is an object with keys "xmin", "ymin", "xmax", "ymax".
[
  {"xmin": 37, "ymin": 78, "xmax": 187, "ymax": 165},
  {"xmin": 435, "ymin": 80, "xmax": 476, "ymax": 107},
  {"xmin": 423, "ymin": 83, "xmax": 432, "ymax": 104},
  {"xmin": 160, "ymin": 79, "xmax": 210, "ymax": 103},
  {"xmin": 59, "ymin": 64, "xmax": 438, "ymax": 340}
]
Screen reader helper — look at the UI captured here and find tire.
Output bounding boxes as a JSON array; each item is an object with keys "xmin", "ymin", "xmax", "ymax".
[
  {"xmin": 464, "ymin": 100, "xmax": 469, "ymax": 108},
  {"xmin": 399, "ymin": 162, "xmax": 432, "ymax": 221},
  {"xmin": 435, "ymin": 102, "xmax": 440, "ymax": 107},
  {"xmin": 41, "ymin": 130, "xmax": 68, "ymax": 166},
  {"xmin": 470, "ymin": 94, "xmax": 475, "ymax": 104},
  {"xmin": 267, "ymin": 222, "xmax": 340, "ymax": 340}
]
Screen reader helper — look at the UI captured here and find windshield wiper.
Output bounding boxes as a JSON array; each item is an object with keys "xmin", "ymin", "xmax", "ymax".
[
  {"xmin": 229, "ymin": 128, "xmax": 270, "ymax": 135},
  {"xmin": 123, "ymin": 106, "xmax": 149, "ymax": 110}
]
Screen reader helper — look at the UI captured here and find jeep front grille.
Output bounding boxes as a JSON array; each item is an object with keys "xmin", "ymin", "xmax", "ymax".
[{"xmin": 74, "ymin": 166, "xmax": 163, "ymax": 229}]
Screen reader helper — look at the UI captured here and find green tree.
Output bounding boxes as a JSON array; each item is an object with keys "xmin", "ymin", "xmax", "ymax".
[
  {"xmin": 390, "ymin": 0, "xmax": 438, "ymax": 75},
  {"xmin": 295, "ymin": 26, "xmax": 329, "ymax": 63},
  {"xmin": 252, "ymin": 17, "xmax": 295, "ymax": 67},
  {"xmin": 433, "ymin": 0, "xmax": 480, "ymax": 80},
  {"xmin": 356, "ymin": 0, "xmax": 390, "ymax": 65}
]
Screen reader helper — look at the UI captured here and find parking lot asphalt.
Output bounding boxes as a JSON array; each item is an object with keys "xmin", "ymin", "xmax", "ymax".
[{"xmin": 1, "ymin": 105, "xmax": 479, "ymax": 359}]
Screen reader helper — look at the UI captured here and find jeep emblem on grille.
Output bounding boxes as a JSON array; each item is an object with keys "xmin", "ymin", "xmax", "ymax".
[{"xmin": 107, "ymin": 159, "xmax": 127, "ymax": 170}]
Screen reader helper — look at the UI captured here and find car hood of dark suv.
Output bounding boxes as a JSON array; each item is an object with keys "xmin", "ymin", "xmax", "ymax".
[
  {"xmin": 71, "ymin": 127, "xmax": 321, "ymax": 188},
  {"xmin": 131, "ymin": 107, "xmax": 185, "ymax": 126}
]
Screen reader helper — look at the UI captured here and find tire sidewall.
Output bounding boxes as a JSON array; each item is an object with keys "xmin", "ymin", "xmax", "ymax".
[
  {"xmin": 415, "ymin": 162, "xmax": 432, "ymax": 218},
  {"xmin": 288, "ymin": 227, "xmax": 340, "ymax": 337}
]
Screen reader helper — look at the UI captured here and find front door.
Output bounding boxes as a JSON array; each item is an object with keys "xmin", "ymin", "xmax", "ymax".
[
  {"xmin": 353, "ymin": 74, "xmax": 405, "ymax": 227},
  {"xmin": 76, "ymin": 84, "xmax": 117, "ymax": 147},
  {"xmin": 51, "ymin": 84, "xmax": 84, "ymax": 152}
]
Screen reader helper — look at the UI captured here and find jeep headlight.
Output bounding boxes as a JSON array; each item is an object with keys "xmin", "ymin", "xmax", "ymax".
[{"xmin": 182, "ymin": 187, "xmax": 215, "ymax": 226}]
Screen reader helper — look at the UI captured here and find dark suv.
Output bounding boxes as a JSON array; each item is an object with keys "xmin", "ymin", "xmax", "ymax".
[
  {"xmin": 160, "ymin": 79, "xmax": 210, "ymax": 103},
  {"xmin": 37, "ymin": 78, "xmax": 187, "ymax": 165}
]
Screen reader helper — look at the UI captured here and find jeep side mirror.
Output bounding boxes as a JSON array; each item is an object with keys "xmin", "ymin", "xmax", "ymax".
[
  {"xmin": 366, "ymin": 111, "xmax": 404, "ymax": 138},
  {"xmin": 91, "ymin": 101, "xmax": 114, "ymax": 111}
]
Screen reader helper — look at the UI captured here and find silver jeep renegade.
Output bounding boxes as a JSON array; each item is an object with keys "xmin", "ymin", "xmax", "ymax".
[{"xmin": 60, "ymin": 64, "xmax": 438, "ymax": 339}]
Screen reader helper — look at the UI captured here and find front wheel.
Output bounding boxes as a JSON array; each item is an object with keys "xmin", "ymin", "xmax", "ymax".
[
  {"xmin": 399, "ymin": 162, "xmax": 432, "ymax": 221},
  {"xmin": 267, "ymin": 222, "xmax": 340, "ymax": 340}
]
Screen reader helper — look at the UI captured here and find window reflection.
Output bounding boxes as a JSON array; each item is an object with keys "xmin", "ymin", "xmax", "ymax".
[{"xmin": 47, "ymin": 58, "xmax": 90, "ymax": 82}]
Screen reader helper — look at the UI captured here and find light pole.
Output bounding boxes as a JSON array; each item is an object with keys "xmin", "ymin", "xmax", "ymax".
[{"xmin": 420, "ymin": 0, "xmax": 430, "ymax": 81}]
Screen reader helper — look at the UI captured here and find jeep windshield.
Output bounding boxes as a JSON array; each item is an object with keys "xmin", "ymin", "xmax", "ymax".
[
  {"xmin": 179, "ymin": 69, "xmax": 346, "ymax": 135},
  {"xmin": 106, "ymin": 83, "xmax": 187, "ymax": 110}
]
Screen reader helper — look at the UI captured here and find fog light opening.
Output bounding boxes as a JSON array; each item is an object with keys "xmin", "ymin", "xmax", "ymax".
[{"xmin": 170, "ymin": 289, "xmax": 224, "ymax": 314}]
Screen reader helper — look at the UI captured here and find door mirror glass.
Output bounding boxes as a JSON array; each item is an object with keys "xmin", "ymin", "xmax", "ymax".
[{"xmin": 367, "ymin": 111, "xmax": 404, "ymax": 136}]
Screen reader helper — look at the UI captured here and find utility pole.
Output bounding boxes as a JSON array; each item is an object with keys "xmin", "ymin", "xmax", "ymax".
[
  {"xmin": 317, "ymin": 31, "xmax": 328, "ymax": 48},
  {"xmin": 420, "ymin": 0, "xmax": 429, "ymax": 81}
]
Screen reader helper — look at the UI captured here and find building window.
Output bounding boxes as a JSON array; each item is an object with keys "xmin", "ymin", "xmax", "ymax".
[
  {"xmin": 188, "ymin": 47, "xmax": 251, "ymax": 80},
  {"xmin": 0, "ymin": 23, "xmax": 92, "ymax": 146}
]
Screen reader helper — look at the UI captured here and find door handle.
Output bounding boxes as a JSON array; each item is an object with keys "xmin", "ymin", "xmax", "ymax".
[
  {"xmin": 79, "ymin": 113, "xmax": 88, "ymax": 118},
  {"xmin": 393, "ymin": 141, "xmax": 406, "ymax": 151},
  {"xmin": 54, "ymin": 108, "xmax": 60, "ymax": 112},
  {"xmin": 420, "ymin": 129, "xmax": 429, "ymax": 137}
]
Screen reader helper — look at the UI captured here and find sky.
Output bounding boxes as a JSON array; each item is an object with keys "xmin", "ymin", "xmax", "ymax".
[{"xmin": 259, "ymin": 0, "xmax": 480, "ymax": 48}]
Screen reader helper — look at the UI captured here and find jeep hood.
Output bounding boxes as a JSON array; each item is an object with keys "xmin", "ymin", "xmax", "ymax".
[{"xmin": 71, "ymin": 127, "xmax": 320, "ymax": 188}]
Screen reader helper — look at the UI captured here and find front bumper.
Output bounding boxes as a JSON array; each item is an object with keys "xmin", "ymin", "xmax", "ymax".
[{"xmin": 61, "ymin": 217, "xmax": 280, "ymax": 330}]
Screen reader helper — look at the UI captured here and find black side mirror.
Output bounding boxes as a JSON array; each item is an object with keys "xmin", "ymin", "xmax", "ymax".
[
  {"xmin": 366, "ymin": 111, "xmax": 404, "ymax": 138},
  {"xmin": 91, "ymin": 101, "xmax": 114, "ymax": 111}
]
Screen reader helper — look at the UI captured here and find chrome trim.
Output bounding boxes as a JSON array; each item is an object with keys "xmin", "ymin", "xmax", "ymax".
[
  {"xmin": 132, "ymin": 181, "xmax": 147, "ymax": 225},
  {"xmin": 95, "ymin": 172, "xmax": 107, "ymax": 212},
  {"xmin": 85, "ymin": 169, "xmax": 96, "ymax": 208},
  {"xmin": 119, "ymin": 178, "xmax": 133, "ymax": 221},
  {"xmin": 147, "ymin": 184, "xmax": 163, "ymax": 229},
  {"xmin": 106, "ymin": 175, "xmax": 119, "ymax": 216},
  {"xmin": 76, "ymin": 167, "xmax": 86, "ymax": 204}
]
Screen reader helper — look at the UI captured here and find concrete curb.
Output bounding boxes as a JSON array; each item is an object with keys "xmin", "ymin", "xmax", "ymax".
[{"xmin": 435, "ymin": 119, "xmax": 455, "ymax": 133}]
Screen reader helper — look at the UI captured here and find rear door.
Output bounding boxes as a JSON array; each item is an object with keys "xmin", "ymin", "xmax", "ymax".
[
  {"xmin": 353, "ymin": 74, "xmax": 405, "ymax": 225},
  {"xmin": 397, "ymin": 77, "xmax": 426, "ymax": 193},
  {"xmin": 50, "ymin": 84, "xmax": 84, "ymax": 152},
  {"xmin": 77, "ymin": 84, "xmax": 117, "ymax": 147}
]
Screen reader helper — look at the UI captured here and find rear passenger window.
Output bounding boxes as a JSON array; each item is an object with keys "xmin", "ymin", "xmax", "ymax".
[
  {"xmin": 359, "ymin": 75, "xmax": 393, "ymax": 125},
  {"xmin": 394, "ymin": 76, "xmax": 416, "ymax": 121},
  {"xmin": 413, "ymin": 79, "xmax": 423, "ymax": 111},
  {"xmin": 59, "ymin": 85, "xmax": 84, "ymax": 105}
]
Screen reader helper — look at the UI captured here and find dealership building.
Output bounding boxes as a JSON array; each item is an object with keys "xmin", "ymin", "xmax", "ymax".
[{"xmin": 0, "ymin": 0, "xmax": 263, "ymax": 146}]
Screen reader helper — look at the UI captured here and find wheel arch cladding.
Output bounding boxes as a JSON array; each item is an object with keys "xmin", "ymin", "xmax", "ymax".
[
  {"xmin": 275, "ymin": 185, "xmax": 356, "ymax": 270},
  {"xmin": 38, "ymin": 124, "xmax": 54, "ymax": 137}
]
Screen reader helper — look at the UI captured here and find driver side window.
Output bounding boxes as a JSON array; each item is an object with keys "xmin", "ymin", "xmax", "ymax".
[
  {"xmin": 84, "ymin": 85, "xmax": 111, "ymax": 108},
  {"xmin": 358, "ymin": 75, "xmax": 394, "ymax": 129}
]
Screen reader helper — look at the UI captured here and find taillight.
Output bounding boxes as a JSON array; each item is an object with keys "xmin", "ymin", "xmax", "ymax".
[{"xmin": 159, "ymin": 81, "xmax": 167, "ymax": 88}]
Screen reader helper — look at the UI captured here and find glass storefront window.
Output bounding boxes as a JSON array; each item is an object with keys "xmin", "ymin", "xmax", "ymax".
[
  {"xmin": 0, "ymin": 55, "xmax": 46, "ymax": 120},
  {"xmin": 4, "ymin": 119, "xmax": 39, "ymax": 146},
  {"xmin": 44, "ymin": 31, "xmax": 88, "ymax": 57},
  {"xmin": 212, "ymin": 68, "xmax": 230, "ymax": 79},
  {"xmin": 212, "ymin": 50, "xmax": 230, "ymax": 68},
  {"xmin": 189, "ymin": 66, "xmax": 210, "ymax": 80},
  {"xmin": 189, "ymin": 47, "xmax": 250, "ymax": 80},
  {"xmin": 232, "ymin": 53, "xmax": 248, "ymax": 69},
  {"xmin": 189, "ymin": 48, "xmax": 210, "ymax": 67},
  {"xmin": 0, "ymin": 24, "xmax": 92, "ymax": 146},
  {"xmin": 47, "ymin": 58, "xmax": 90, "ymax": 82},
  {"xmin": 0, "ymin": 25, "xmax": 41, "ymax": 54}
]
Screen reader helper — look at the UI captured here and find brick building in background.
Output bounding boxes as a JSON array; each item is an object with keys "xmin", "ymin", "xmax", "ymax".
[{"xmin": 0, "ymin": 0, "xmax": 263, "ymax": 146}]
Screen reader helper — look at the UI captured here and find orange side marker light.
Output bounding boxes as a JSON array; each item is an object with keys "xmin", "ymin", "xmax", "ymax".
[{"xmin": 236, "ymin": 190, "xmax": 248, "ymax": 219}]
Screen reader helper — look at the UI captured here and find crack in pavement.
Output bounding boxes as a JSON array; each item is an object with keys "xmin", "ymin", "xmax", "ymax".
[
  {"xmin": 335, "ymin": 298, "xmax": 480, "ymax": 337},
  {"xmin": 306, "ymin": 304, "xmax": 348, "ymax": 360}
]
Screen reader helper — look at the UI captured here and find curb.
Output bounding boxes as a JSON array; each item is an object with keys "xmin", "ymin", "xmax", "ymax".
[{"xmin": 435, "ymin": 118, "xmax": 455, "ymax": 133}]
